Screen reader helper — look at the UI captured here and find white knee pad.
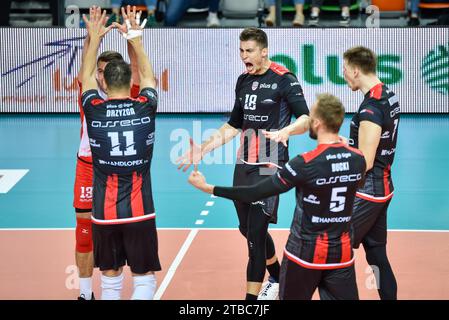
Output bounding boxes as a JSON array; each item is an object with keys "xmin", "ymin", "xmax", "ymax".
[
  {"xmin": 131, "ymin": 274, "xmax": 157, "ymax": 300},
  {"xmin": 101, "ymin": 273, "xmax": 124, "ymax": 300}
]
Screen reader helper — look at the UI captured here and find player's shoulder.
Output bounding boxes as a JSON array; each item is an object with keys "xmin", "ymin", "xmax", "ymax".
[
  {"xmin": 236, "ymin": 71, "xmax": 248, "ymax": 83},
  {"xmin": 237, "ymin": 71, "xmax": 251, "ymax": 83},
  {"xmin": 128, "ymin": 87, "xmax": 157, "ymax": 106},
  {"xmin": 81, "ymin": 89, "xmax": 105, "ymax": 107},
  {"xmin": 269, "ymin": 63, "xmax": 299, "ymax": 85},
  {"xmin": 343, "ymin": 144, "xmax": 364, "ymax": 158},
  {"xmin": 366, "ymin": 83, "xmax": 393, "ymax": 105},
  {"xmin": 338, "ymin": 145, "xmax": 366, "ymax": 170},
  {"xmin": 282, "ymin": 155, "xmax": 306, "ymax": 179},
  {"xmin": 269, "ymin": 62, "xmax": 290, "ymax": 76},
  {"xmin": 138, "ymin": 87, "xmax": 158, "ymax": 99},
  {"xmin": 359, "ymin": 94, "xmax": 384, "ymax": 115},
  {"xmin": 289, "ymin": 154, "xmax": 306, "ymax": 166},
  {"xmin": 300, "ymin": 144, "xmax": 330, "ymax": 164}
]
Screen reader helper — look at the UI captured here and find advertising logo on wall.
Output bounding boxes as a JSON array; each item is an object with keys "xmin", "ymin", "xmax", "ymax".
[{"xmin": 1, "ymin": 28, "xmax": 448, "ymax": 113}]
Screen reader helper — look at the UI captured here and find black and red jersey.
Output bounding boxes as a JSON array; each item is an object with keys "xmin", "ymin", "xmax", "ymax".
[
  {"xmin": 277, "ymin": 144, "xmax": 366, "ymax": 269},
  {"xmin": 227, "ymin": 62, "xmax": 309, "ymax": 165},
  {"xmin": 81, "ymin": 87, "xmax": 157, "ymax": 224},
  {"xmin": 76, "ymin": 79, "xmax": 140, "ymax": 163},
  {"xmin": 214, "ymin": 143, "xmax": 366, "ymax": 269},
  {"xmin": 349, "ymin": 83, "xmax": 400, "ymax": 201}
]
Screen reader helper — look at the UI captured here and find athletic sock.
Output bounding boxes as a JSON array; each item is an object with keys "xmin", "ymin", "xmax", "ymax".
[
  {"xmin": 101, "ymin": 273, "xmax": 124, "ymax": 300},
  {"xmin": 131, "ymin": 274, "xmax": 157, "ymax": 300},
  {"xmin": 79, "ymin": 277, "xmax": 92, "ymax": 299}
]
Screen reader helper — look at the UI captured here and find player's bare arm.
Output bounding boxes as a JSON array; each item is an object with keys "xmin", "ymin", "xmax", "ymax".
[
  {"xmin": 114, "ymin": 5, "xmax": 156, "ymax": 89},
  {"xmin": 80, "ymin": 7, "xmax": 113, "ymax": 93},
  {"xmin": 262, "ymin": 114, "xmax": 310, "ymax": 147},
  {"xmin": 176, "ymin": 123, "xmax": 240, "ymax": 172},
  {"xmin": 78, "ymin": 6, "xmax": 98, "ymax": 81},
  {"xmin": 358, "ymin": 120, "xmax": 381, "ymax": 171},
  {"xmin": 128, "ymin": 41, "xmax": 140, "ymax": 86},
  {"xmin": 118, "ymin": 6, "xmax": 141, "ymax": 87}
]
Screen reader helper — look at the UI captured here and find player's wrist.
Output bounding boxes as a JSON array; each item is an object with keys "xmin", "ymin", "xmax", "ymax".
[
  {"xmin": 89, "ymin": 34, "xmax": 102, "ymax": 45},
  {"xmin": 128, "ymin": 36, "xmax": 143, "ymax": 45},
  {"xmin": 203, "ymin": 184, "xmax": 214, "ymax": 194},
  {"xmin": 282, "ymin": 127, "xmax": 292, "ymax": 137}
]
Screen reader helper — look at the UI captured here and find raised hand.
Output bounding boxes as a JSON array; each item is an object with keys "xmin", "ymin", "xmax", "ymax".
[
  {"xmin": 112, "ymin": 5, "xmax": 147, "ymax": 40},
  {"xmin": 82, "ymin": 6, "xmax": 113, "ymax": 40}
]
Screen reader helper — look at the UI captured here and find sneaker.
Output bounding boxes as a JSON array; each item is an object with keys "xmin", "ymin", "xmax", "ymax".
[
  {"xmin": 265, "ymin": 11, "xmax": 275, "ymax": 27},
  {"xmin": 340, "ymin": 15, "xmax": 350, "ymax": 26},
  {"xmin": 292, "ymin": 14, "xmax": 304, "ymax": 27},
  {"xmin": 78, "ymin": 292, "xmax": 95, "ymax": 300},
  {"xmin": 258, "ymin": 278, "xmax": 279, "ymax": 300},
  {"xmin": 207, "ymin": 13, "xmax": 220, "ymax": 27},
  {"xmin": 408, "ymin": 17, "xmax": 420, "ymax": 27},
  {"xmin": 308, "ymin": 15, "xmax": 319, "ymax": 26}
]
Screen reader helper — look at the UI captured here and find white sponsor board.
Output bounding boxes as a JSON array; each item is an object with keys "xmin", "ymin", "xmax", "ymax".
[{"xmin": 1, "ymin": 28, "xmax": 448, "ymax": 113}]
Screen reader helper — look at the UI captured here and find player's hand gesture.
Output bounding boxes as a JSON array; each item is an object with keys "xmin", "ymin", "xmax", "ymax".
[
  {"xmin": 176, "ymin": 138, "xmax": 203, "ymax": 173},
  {"xmin": 188, "ymin": 170, "xmax": 213, "ymax": 194},
  {"xmin": 112, "ymin": 5, "xmax": 147, "ymax": 40},
  {"xmin": 262, "ymin": 128, "xmax": 290, "ymax": 147},
  {"xmin": 188, "ymin": 170, "xmax": 205, "ymax": 187},
  {"xmin": 82, "ymin": 6, "xmax": 113, "ymax": 40}
]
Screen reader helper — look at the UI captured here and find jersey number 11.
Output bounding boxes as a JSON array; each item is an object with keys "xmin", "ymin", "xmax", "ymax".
[{"xmin": 107, "ymin": 131, "xmax": 137, "ymax": 157}]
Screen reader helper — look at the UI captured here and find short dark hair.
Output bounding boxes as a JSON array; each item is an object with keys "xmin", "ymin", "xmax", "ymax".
[
  {"xmin": 314, "ymin": 93, "xmax": 345, "ymax": 133},
  {"xmin": 343, "ymin": 46, "xmax": 377, "ymax": 74},
  {"xmin": 104, "ymin": 60, "xmax": 131, "ymax": 91},
  {"xmin": 239, "ymin": 27, "xmax": 268, "ymax": 48},
  {"xmin": 97, "ymin": 50, "xmax": 124, "ymax": 65}
]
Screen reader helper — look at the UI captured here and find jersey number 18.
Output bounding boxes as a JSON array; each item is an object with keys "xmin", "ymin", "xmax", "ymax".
[{"xmin": 244, "ymin": 94, "xmax": 257, "ymax": 110}]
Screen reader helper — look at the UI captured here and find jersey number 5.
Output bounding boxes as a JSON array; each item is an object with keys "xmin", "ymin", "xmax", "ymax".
[
  {"xmin": 108, "ymin": 131, "xmax": 137, "ymax": 157},
  {"xmin": 330, "ymin": 187, "xmax": 347, "ymax": 213}
]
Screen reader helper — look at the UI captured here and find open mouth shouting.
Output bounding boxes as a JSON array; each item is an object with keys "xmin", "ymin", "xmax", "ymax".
[{"xmin": 245, "ymin": 62, "xmax": 254, "ymax": 73}]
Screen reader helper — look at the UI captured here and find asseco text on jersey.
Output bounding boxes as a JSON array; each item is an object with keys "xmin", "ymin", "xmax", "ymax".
[{"xmin": 91, "ymin": 116, "xmax": 151, "ymax": 128}]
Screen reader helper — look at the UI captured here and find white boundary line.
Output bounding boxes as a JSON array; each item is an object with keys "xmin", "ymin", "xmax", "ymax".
[
  {"xmin": 153, "ymin": 228, "xmax": 199, "ymax": 300},
  {"xmin": 0, "ymin": 169, "xmax": 29, "ymax": 193}
]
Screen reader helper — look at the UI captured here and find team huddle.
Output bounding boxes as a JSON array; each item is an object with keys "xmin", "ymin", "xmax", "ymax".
[{"xmin": 74, "ymin": 6, "xmax": 399, "ymax": 300}]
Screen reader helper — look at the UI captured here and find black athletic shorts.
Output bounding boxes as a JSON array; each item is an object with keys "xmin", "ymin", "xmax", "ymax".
[
  {"xmin": 351, "ymin": 197, "xmax": 392, "ymax": 249},
  {"xmin": 92, "ymin": 219, "xmax": 161, "ymax": 274},
  {"xmin": 279, "ymin": 256, "xmax": 359, "ymax": 300},
  {"xmin": 232, "ymin": 162, "xmax": 284, "ymax": 225}
]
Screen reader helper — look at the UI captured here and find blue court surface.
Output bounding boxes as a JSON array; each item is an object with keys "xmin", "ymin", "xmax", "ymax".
[{"xmin": 0, "ymin": 114, "xmax": 448, "ymax": 231}]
